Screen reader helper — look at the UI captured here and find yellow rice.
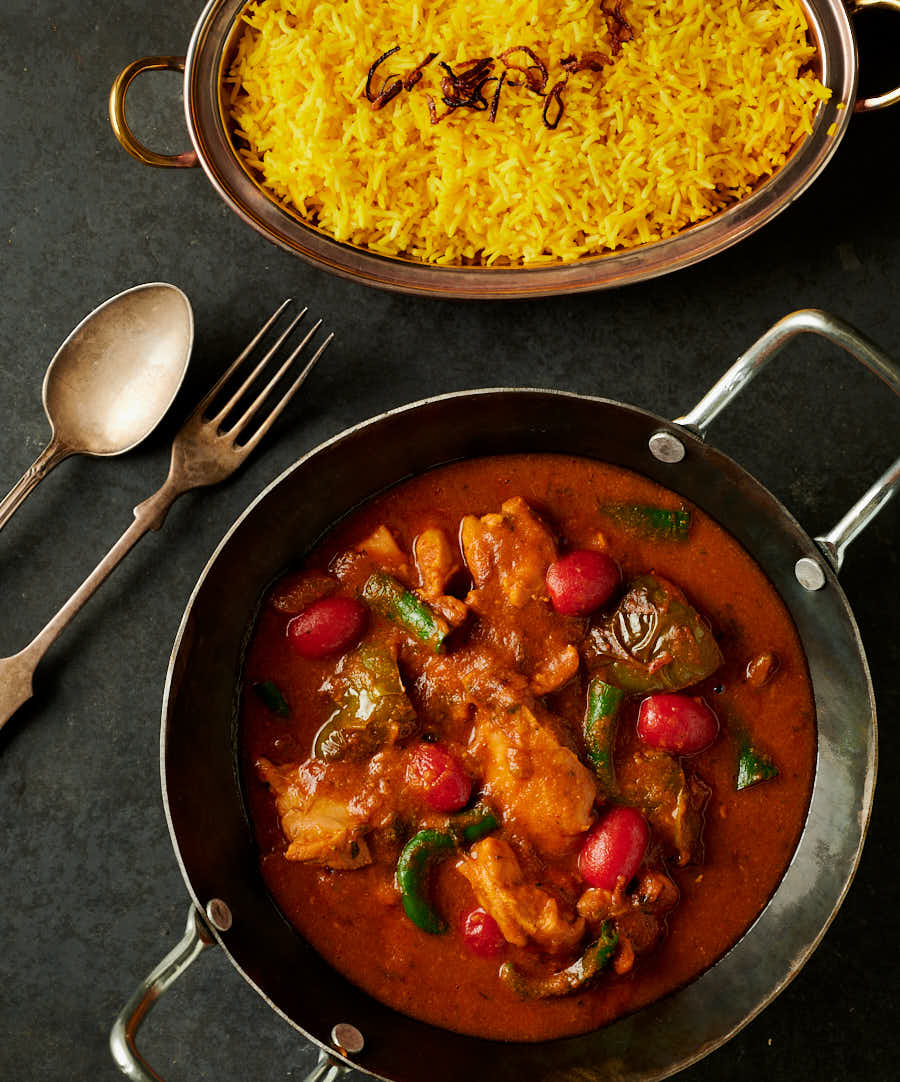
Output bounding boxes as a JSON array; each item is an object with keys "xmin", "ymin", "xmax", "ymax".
[{"xmin": 226, "ymin": 0, "xmax": 829, "ymax": 265}]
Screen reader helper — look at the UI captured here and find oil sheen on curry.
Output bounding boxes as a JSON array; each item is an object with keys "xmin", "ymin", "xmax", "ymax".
[{"xmin": 240, "ymin": 454, "xmax": 816, "ymax": 1041}]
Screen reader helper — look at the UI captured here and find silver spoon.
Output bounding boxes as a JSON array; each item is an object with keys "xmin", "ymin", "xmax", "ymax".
[{"xmin": 0, "ymin": 283, "xmax": 193, "ymax": 531}]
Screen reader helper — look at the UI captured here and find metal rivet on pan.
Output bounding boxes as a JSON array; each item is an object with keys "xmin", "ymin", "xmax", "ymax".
[
  {"xmin": 205, "ymin": 898, "xmax": 233, "ymax": 931},
  {"xmin": 648, "ymin": 431, "xmax": 686, "ymax": 463},
  {"xmin": 331, "ymin": 1024, "xmax": 365, "ymax": 1056},
  {"xmin": 795, "ymin": 556, "xmax": 827, "ymax": 592}
]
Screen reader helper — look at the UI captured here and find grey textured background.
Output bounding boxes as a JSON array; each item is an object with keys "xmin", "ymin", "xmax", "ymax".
[{"xmin": 1, "ymin": 2, "xmax": 898, "ymax": 1080}]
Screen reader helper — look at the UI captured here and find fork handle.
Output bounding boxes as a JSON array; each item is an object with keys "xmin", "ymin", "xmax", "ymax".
[
  {"xmin": 0, "ymin": 477, "xmax": 183, "ymax": 730},
  {"xmin": 0, "ymin": 438, "xmax": 72, "ymax": 532}
]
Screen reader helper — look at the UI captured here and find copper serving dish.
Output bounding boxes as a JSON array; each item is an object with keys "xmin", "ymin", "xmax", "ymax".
[{"xmin": 110, "ymin": 0, "xmax": 899, "ymax": 299}]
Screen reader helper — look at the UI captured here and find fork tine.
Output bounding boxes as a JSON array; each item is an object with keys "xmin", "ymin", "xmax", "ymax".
[
  {"xmin": 207, "ymin": 306, "xmax": 308, "ymax": 428},
  {"xmin": 239, "ymin": 333, "xmax": 335, "ymax": 455},
  {"xmin": 223, "ymin": 319, "xmax": 323, "ymax": 438},
  {"xmin": 191, "ymin": 298, "xmax": 294, "ymax": 419}
]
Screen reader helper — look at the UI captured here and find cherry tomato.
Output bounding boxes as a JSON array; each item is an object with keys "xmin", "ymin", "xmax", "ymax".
[
  {"xmin": 286, "ymin": 597, "xmax": 366, "ymax": 659},
  {"xmin": 460, "ymin": 908, "xmax": 505, "ymax": 958},
  {"xmin": 637, "ymin": 693, "xmax": 719, "ymax": 755},
  {"xmin": 407, "ymin": 743, "xmax": 472, "ymax": 812},
  {"xmin": 578, "ymin": 806, "xmax": 649, "ymax": 890},
  {"xmin": 546, "ymin": 550, "xmax": 620, "ymax": 616}
]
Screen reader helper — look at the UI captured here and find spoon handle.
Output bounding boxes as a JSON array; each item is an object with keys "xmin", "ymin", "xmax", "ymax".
[
  {"xmin": 0, "ymin": 439, "xmax": 72, "ymax": 532},
  {"xmin": 0, "ymin": 477, "xmax": 183, "ymax": 730}
]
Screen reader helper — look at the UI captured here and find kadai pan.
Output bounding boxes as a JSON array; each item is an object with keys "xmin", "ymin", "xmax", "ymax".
[{"xmin": 112, "ymin": 309, "xmax": 898, "ymax": 1081}]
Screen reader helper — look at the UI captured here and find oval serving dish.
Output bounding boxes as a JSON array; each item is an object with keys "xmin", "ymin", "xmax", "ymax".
[{"xmin": 110, "ymin": 0, "xmax": 900, "ymax": 298}]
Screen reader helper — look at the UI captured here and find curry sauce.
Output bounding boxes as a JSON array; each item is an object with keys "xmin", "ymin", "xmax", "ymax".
[{"xmin": 239, "ymin": 454, "xmax": 816, "ymax": 1041}]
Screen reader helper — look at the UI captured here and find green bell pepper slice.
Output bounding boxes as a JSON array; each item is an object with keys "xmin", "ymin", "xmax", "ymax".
[{"xmin": 500, "ymin": 921, "xmax": 619, "ymax": 998}]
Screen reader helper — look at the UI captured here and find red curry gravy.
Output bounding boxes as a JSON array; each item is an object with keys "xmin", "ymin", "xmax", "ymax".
[{"xmin": 240, "ymin": 454, "xmax": 816, "ymax": 1041}]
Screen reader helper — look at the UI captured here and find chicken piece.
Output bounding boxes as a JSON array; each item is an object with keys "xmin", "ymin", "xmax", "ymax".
[
  {"xmin": 456, "ymin": 836, "xmax": 585, "ymax": 953},
  {"xmin": 473, "ymin": 704, "xmax": 596, "ymax": 858},
  {"xmin": 432, "ymin": 645, "xmax": 534, "ymax": 714},
  {"xmin": 429, "ymin": 593, "xmax": 469, "ymax": 628},
  {"xmin": 576, "ymin": 884, "xmax": 632, "ymax": 924},
  {"xmin": 634, "ymin": 867, "xmax": 680, "ymax": 912},
  {"xmin": 577, "ymin": 867, "xmax": 679, "ymax": 926},
  {"xmin": 577, "ymin": 865, "xmax": 679, "ymax": 975},
  {"xmin": 356, "ymin": 525, "xmax": 408, "ymax": 574},
  {"xmin": 530, "ymin": 645, "xmax": 580, "ymax": 696},
  {"xmin": 460, "ymin": 497, "xmax": 557, "ymax": 608},
  {"xmin": 347, "ymin": 746, "xmax": 419, "ymax": 824},
  {"xmin": 257, "ymin": 758, "xmax": 372, "ymax": 869},
  {"xmin": 411, "ymin": 653, "xmax": 473, "ymax": 732},
  {"xmin": 617, "ymin": 749, "xmax": 709, "ymax": 865},
  {"xmin": 414, "ymin": 528, "xmax": 460, "ymax": 598}
]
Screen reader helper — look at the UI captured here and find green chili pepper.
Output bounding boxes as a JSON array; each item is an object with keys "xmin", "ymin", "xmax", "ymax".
[
  {"xmin": 500, "ymin": 921, "xmax": 619, "ymax": 999},
  {"xmin": 361, "ymin": 572, "xmax": 448, "ymax": 652},
  {"xmin": 737, "ymin": 739, "xmax": 778, "ymax": 790},
  {"xmin": 460, "ymin": 810, "xmax": 500, "ymax": 846},
  {"xmin": 396, "ymin": 829, "xmax": 456, "ymax": 934},
  {"xmin": 443, "ymin": 803, "xmax": 500, "ymax": 846},
  {"xmin": 395, "ymin": 807, "xmax": 499, "ymax": 934},
  {"xmin": 584, "ymin": 679, "xmax": 624, "ymax": 793},
  {"xmin": 600, "ymin": 503, "xmax": 691, "ymax": 541},
  {"xmin": 252, "ymin": 679, "xmax": 290, "ymax": 717}
]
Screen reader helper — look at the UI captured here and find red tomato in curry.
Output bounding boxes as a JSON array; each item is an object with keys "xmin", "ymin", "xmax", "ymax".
[
  {"xmin": 460, "ymin": 908, "xmax": 505, "ymax": 958},
  {"xmin": 637, "ymin": 693, "xmax": 719, "ymax": 755},
  {"xmin": 287, "ymin": 597, "xmax": 366, "ymax": 658},
  {"xmin": 546, "ymin": 549, "xmax": 620, "ymax": 615},
  {"xmin": 579, "ymin": 806, "xmax": 650, "ymax": 890},
  {"xmin": 407, "ymin": 743, "xmax": 472, "ymax": 812}
]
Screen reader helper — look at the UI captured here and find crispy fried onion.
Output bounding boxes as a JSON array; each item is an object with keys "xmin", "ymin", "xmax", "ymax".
[
  {"xmin": 365, "ymin": 29, "xmax": 621, "ymax": 127},
  {"xmin": 365, "ymin": 46, "xmax": 403, "ymax": 109},
  {"xmin": 404, "ymin": 51, "xmax": 438, "ymax": 90},
  {"xmin": 560, "ymin": 51, "xmax": 609, "ymax": 74},
  {"xmin": 488, "ymin": 71, "xmax": 506, "ymax": 122},
  {"xmin": 498, "ymin": 46, "xmax": 549, "ymax": 94},
  {"xmin": 425, "ymin": 57, "xmax": 505, "ymax": 124},
  {"xmin": 366, "ymin": 47, "xmax": 438, "ymax": 109},
  {"xmin": 602, "ymin": 1, "xmax": 635, "ymax": 55},
  {"xmin": 542, "ymin": 77, "xmax": 568, "ymax": 130},
  {"xmin": 543, "ymin": 51, "xmax": 612, "ymax": 129},
  {"xmin": 439, "ymin": 57, "xmax": 494, "ymax": 108}
]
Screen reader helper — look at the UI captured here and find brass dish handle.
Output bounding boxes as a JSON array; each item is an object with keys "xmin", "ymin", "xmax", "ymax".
[
  {"xmin": 110, "ymin": 906, "xmax": 364, "ymax": 1082},
  {"xmin": 851, "ymin": 0, "xmax": 900, "ymax": 112},
  {"xmin": 109, "ymin": 56, "xmax": 199, "ymax": 167}
]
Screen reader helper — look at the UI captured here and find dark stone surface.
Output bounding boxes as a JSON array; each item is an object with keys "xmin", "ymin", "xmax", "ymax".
[{"xmin": 1, "ymin": 2, "xmax": 897, "ymax": 1080}]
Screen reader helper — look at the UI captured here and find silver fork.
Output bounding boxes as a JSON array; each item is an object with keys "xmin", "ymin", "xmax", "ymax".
[{"xmin": 0, "ymin": 300, "xmax": 332, "ymax": 730}]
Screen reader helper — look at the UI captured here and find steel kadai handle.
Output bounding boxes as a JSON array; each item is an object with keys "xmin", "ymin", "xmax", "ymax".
[
  {"xmin": 110, "ymin": 905, "xmax": 365, "ymax": 1082},
  {"xmin": 645, "ymin": 308, "xmax": 900, "ymax": 590}
]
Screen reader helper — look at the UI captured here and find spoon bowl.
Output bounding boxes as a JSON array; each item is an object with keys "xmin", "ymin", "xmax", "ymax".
[
  {"xmin": 0, "ymin": 283, "xmax": 193, "ymax": 531},
  {"xmin": 44, "ymin": 283, "xmax": 194, "ymax": 455}
]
